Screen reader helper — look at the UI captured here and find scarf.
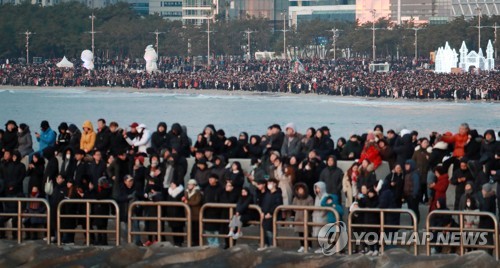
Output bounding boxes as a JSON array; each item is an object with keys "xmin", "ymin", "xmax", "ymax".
[
  {"xmin": 187, "ymin": 186, "xmax": 200, "ymax": 198},
  {"xmin": 168, "ymin": 184, "xmax": 184, "ymax": 198}
]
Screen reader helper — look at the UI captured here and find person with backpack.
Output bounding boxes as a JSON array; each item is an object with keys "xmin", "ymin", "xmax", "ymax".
[{"xmin": 403, "ymin": 160, "xmax": 420, "ymax": 223}]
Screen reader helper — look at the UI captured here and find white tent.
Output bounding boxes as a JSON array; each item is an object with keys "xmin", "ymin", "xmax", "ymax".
[{"xmin": 56, "ymin": 56, "xmax": 74, "ymax": 68}]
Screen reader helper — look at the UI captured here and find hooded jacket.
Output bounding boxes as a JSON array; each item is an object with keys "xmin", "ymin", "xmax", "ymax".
[
  {"xmin": 169, "ymin": 123, "xmax": 190, "ymax": 157},
  {"xmin": 393, "ymin": 134, "xmax": 414, "ymax": 166},
  {"xmin": 320, "ymin": 194, "xmax": 344, "ymax": 223},
  {"xmin": 281, "ymin": 124, "xmax": 303, "ymax": 157},
  {"xmin": 403, "ymin": 160, "xmax": 420, "ymax": 199},
  {"xmin": 441, "ymin": 131, "xmax": 468, "ymax": 158},
  {"xmin": 125, "ymin": 124, "xmax": 151, "ymax": 154},
  {"xmin": 37, "ymin": 125, "xmax": 56, "ymax": 153},
  {"xmin": 17, "ymin": 124, "xmax": 34, "ymax": 157},
  {"xmin": 312, "ymin": 181, "xmax": 328, "ymax": 237},
  {"xmin": 150, "ymin": 122, "xmax": 170, "ymax": 154},
  {"xmin": 80, "ymin": 120, "xmax": 96, "ymax": 152},
  {"xmin": 465, "ymin": 129, "xmax": 482, "ymax": 160},
  {"xmin": 480, "ymin": 129, "xmax": 497, "ymax": 159},
  {"xmin": 95, "ymin": 125, "xmax": 111, "ymax": 154},
  {"xmin": 3, "ymin": 151, "xmax": 25, "ymax": 196},
  {"xmin": 292, "ymin": 183, "xmax": 313, "ymax": 232},
  {"xmin": 68, "ymin": 124, "xmax": 81, "ymax": 151},
  {"xmin": 2, "ymin": 121, "xmax": 18, "ymax": 152}
]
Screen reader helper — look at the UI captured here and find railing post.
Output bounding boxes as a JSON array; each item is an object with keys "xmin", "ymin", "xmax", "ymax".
[
  {"xmin": 46, "ymin": 201, "xmax": 51, "ymax": 245},
  {"xmin": 380, "ymin": 210, "xmax": 385, "ymax": 254},
  {"xmin": 272, "ymin": 208, "xmax": 278, "ymax": 247},
  {"xmin": 303, "ymin": 209, "xmax": 309, "ymax": 253},
  {"xmin": 459, "ymin": 213, "xmax": 464, "ymax": 256},
  {"xmin": 229, "ymin": 207, "xmax": 234, "ymax": 248},
  {"xmin": 86, "ymin": 202, "xmax": 90, "ymax": 246},
  {"xmin": 199, "ymin": 206, "xmax": 204, "ymax": 246},
  {"xmin": 186, "ymin": 204, "xmax": 191, "ymax": 247},
  {"xmin": 128, "ymin": 202, "xmax": 132, "ymax": 244},
  {"xmin": 348, "ymin": 210, "xmax": 352, "ymax": 255},
  {"xmin": 57, "ymin": 201, "xmax": 61, "ymax": 246},
  {"xmin": 114, "ymin": 201, "xmax": 120, "ymax": 246},
  {"xmin": 157, "ymin": 204, "xmax": 162, "ymax": 242},
  {"xmin": 17, "ymin": 200, "xmax": 22, "ymax": 244}
]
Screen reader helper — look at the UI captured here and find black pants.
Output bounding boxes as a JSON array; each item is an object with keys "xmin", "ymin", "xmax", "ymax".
[
  {"xmin": 191, "ymin": 221, "xmax": 199, "ymax": 246},
  {"xmin": 171, "ymin": 226, "xmax": 184, "ymax": 246},
  {"xmin": 407, "ymin": 197, "xmax": 420, "ymax": 224}
]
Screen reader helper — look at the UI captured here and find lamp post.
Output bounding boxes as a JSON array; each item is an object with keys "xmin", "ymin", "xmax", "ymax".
[
  {"xmin": 204, "ymin": 13, "xmax": 215, "ymax": 68},
  {"xmin": 243, "ymin": 28, "xmax": 256, "ymax": 62},
  {"xmin": 371, "ymin": 9, "xmax": 376, "ymax": 61},
  {"xmin": 484, "ymin": 23, "xmax": 500, "ymax": 59},
  {"xmin": 20, "ymin": 30, "xmax": 34, "ymax": 65},
  {"xmin": 279, "ymin": 11, "xmax": 289, "ymax": 60},
  {"xmin": 410, "ymin": 27, "xmax": 423, "ymax": 61},
  {"xmin": 327, "ymin": 28, "xmax": 341, "ymax": 59},
  {"xmin": 476, "ymin": 6, "xmax": 482, "ymax": 50},
  {"xmin": 150, "ymin": 29, "xmax": 166, "ymax": 58}
]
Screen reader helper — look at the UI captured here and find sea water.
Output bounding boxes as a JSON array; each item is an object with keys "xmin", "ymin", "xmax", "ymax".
[{"xmin": 1, "ymin": 88, "xmax": 499, "ymax": 150}]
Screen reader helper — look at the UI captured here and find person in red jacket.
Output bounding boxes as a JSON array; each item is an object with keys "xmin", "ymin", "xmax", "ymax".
[
  {"xmin": 441, "ymin": 123, "xmax": 469, "ymax": 159},
  {"xmin": 429, "ymin": 166, "xmax": 449, "ymax": 212},
  {"xmin": 358, "ymin": 132, "xmax": 382, "ymax": 171}
]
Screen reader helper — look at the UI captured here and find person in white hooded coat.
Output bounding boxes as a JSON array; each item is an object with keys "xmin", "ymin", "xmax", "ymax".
[
  {"xmin": 281, "ymin": 122, "xmax": 303, "ymax": 158},
  {"xmin": 126, "ymin": 124, "xmax": 152, "ymax": 154},
  {"xmin": 312, "ymin": 181, "xmax": 328, "ymax": 237}
]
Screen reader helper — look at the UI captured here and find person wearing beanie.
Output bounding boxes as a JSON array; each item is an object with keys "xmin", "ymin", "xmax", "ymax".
[
  {"xmin": 183, "ymin": 179, "xmax": 202, "ymax": 246},
  {"xmin": 35, "ymin": 120, "xmax": 56, "ymax": 156},
  {"xmin": 281, "ymin": 122, "xmax": 302, "ymax": 158}
]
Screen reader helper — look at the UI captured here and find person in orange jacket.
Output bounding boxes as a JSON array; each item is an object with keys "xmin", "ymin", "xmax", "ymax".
[{"xmin": 80, "ymin": 120, "xmax": 96, "ymax": 154}]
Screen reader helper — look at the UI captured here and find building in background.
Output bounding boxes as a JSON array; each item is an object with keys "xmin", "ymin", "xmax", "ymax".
[
  {"xmin": 182, "ymin": 0, "xmax": 218, "ymax": 25},
  {"xmin": 355, "ymin": 0, "xmax": 391, "ymax": 24},
  {"xmin": 451, "ymin": 0, "xmax": 500, "ymax": 18},
  {"xmin": 289, "ymin": 0, "xmax": 356, "ymax": 25},
  {"xmin": 150, "ymin": 0, "xmax": 182, "ymax": 19}
]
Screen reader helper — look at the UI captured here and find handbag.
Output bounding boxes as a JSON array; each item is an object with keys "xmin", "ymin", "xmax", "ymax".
[{"xmin": 44, "ymin": 178, "xmax": 54, "ymax": 196}]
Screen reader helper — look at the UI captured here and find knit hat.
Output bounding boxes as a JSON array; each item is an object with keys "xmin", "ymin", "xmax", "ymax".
[{"xmin": 187, "ymin": 179, "xmax": 198, "ymax": 185}]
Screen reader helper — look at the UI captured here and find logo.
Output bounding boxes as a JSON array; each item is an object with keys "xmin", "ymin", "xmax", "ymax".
[{"xmin": 317, "ymin": 221, "xmax": 348, "ymax": 255}]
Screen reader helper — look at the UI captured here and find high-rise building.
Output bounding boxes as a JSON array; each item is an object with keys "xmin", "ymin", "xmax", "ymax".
[
  {"xmin": 182, "ymin": 0, "xmax": 217, "ymax": 25},
  {"xmin": 355, "ymin": 0, "xmax": 391, "ymax": 24},
  {"xmin": 149, "ymin": 0, "xmax": 182, "ymax": 20},
  {"xmin": 289, "ymin": 0, "xmax": 356, "ymax": 25},
  {"xmin": 451, "ymin": 0, "xmax": 500, "ymax": 18},
  {"xmin": 388, "ymin": 0, "xmax": 451, "ymax": 24}
]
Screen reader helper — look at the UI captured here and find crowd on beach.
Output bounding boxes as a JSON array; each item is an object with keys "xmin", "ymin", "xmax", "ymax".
[
  {"xmin": 0, "ymin": 57, "xmax": 499, "ymax": 100},
  {"xmin": 0, "ymin": 117, "xmax": 499, "ymax": 255}
]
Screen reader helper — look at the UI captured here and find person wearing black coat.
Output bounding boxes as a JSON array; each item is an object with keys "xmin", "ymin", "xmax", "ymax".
[
  {"xmin": 225, "ymin": 161, "xmax": 245, "ymax": 193},
  {"xmin": 116, "ymin": 175, "xmax": 143, "ymax": 245},
  {"xmin": 59, "ymin": 147, "xmax": 75, "ymax": 180},
  {"xmin": 48, "ymin": 175, "xmax": 67, "ymax": 242},
  {"xmin": 149, "ymin": 122, "xmax": 170, "ymax": 156},
  {"xmin": 56, "ymin": 123, "xmax": 71, "ymax": 153},
  {"xmin": 260, "ymin": 178, "xmax": 283, "ymax": 248},
  {"xmin": 108, "ymin": 122, "xmax": 129, "ymax": 157},
  {"xmin": 94, "ymin": 119, "xmax": 112, "ymax": 157},
  {"xmin": 165, "ymin": 181, "xmax": 185, "ymax": 246},
  {"xmin": 2, "ymin": 120, "xmax": 18, "ymax": 152},
  {"xmin": 88, "ymin": 177, "xmax": 112, "ymax": 245},
  {"xmin": 0, "ymin": 151, "xmax": 25, "ymax": 239},
  {"xmin": 169, "ymin": 123, "xmax": 191, "ymax": 158},
  {"xmin": 109, "ymin": 150, "xmax": 131, "ymax": 200},
  {"xmin": 450, "ymin": 158, "xmax": 473, "ymax": 210},
  {"xmin": 393, "ymin": 133, "xmax": 414, "ymax": 166},
  {"xmin": 87, "ymin": 151, "xmax": 107, "ymax": 186},
  {"xmin": 202, "ymin": 174, "xmax": 224, "ymax": 247},
  {"xmin": 42, "ymin": 147, "xmax": 59, "ymax": 196},
  {"xmin": 67, "ymin": 124, "xmax": 81, "ymax": 151},
  {"xmin": 219, "ymin": 181, "xmax": 240, "ymax": 248},
  {"xmin": 27, "ymin": 153, "xmax": 45, "ymax": 197},
  {"xmin": 464, "ymin": 129, "xmax": 482, "ymax": 161},
  {"xmin": 383, "ymin": 164, "xmax": 404, "ymax": 209},
  {"xmin": 296, "ymin": 151, "xmax": 324, "ymax": 197},
  {"xmin": 71, "ymin": 149, "xmax": 88, "ymax": 185},
  {"xmin": 477, "ymin": 183, "xmax": 497, "ymax": 254},
  {"xmin": 247, "ymin": 135, "xmax": 263, "ymax": 159},
  {"xmin": 378, "ymin": 182, "xmax": 398, "ymax": 237},
  {"xmin": 479, "ymin": 129, "xmax": 498, "ymax": 175},
  {"xmin": 358, "ymin": 187, "xmax": 380, "ymax": 254}
]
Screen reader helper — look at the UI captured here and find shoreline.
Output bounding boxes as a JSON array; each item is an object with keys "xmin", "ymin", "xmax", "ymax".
[{"xmin": 0, "ymin": 85, "xmax": 498, "ymax": 103}]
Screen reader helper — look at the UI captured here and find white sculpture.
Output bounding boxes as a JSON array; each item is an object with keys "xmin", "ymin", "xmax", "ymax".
[
  {"xmin": 144, "ymin": 45, "xmax": 158, "ymax": 73},
  {"xmin": 434, "ymin": 42, "xmax": 458, "ymax": 73},
  {"xmin": 81, "ymin": 50, "xmax": 94, "ymax": 70},
  {"xmin": 458, "ymin": 40, "xmax": 495, "ymax": 71}
]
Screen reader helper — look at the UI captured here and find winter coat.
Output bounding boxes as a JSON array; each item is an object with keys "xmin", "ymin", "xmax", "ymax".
[
  {"xmin": 165, "ymin": 185, "xmax": 185, "ymax": 228},
  {"xmin": 37, "ymin": 127, "xmax": 56, "ymax": 152},
  {"xmin": 88, "ymin": 160, "xmax": 107, "ymax": 186},
  {"xmin": 292, "ymin": 183, "xmax": 313, "ymax": 233},
  {"xmin": 359, "ymin": 143, "xmax": 382, "ymax": 170},
  {"xmin": 341, "ymin": 140, "xmax": 362, "ymax": 160},
  {"xmin": 281, "ymin": 133, "xmax": 303, "ymax": 158},
  {"xmin": 109, "ymin": 130, "xmax": 128, "ymax": 156},
  {"xmin": 319, "ymin": 164, "xmax": 344, "ymax": 198},
  {"xmin": 184, "ymin": 187, "xmax": 202, "ymax": 221},
  {"xmin": 428, "ymin": 141, "xmax": 450, "ymax": 170},
  {"xmin": 150, "ymin": 122, "xmax": 170, "ymax": 155},
  {"xmin": 95, "ymin": 126, "xmax": 111, "ymax": 154},
  {"xmin": 27, "ymin": 157, "xmax": 45, "ymax": 193},
  {"xmin": 203, "ymin": 182, "xmax": 224, "ymax": 231},
  {"xmin": 393, "ymin": 134, "xmax": 414, "ymax": 166},
  {"xmin": 342, "ymin": 172, "xmax": 357, "ymax": 208},
  {"xmin": 465, "ymin": 130, "xmax": 482, "ymax": 160},
  {"xmin": 441, "ymin": 132, "xmax": 468, "ymax": 158},
  {"xmin": 43, "ymin": 147, "xmax": 59, "ymax": 185},
  {"xmin": 412, "ymin": 146, "xmax": 431, "ymax": 184},
  {"xmin": 384, "ymin": 171, "xmax": 404, "ymax": 208},
  {"xmin": 312, "ymin": 181, "xmax": 328, "ymax": 237},
  {"xmin": 430, "ymin": 173, "xmax": 449, "ymax": 212},
  {"xmin": 2, "ymin": 129, "xmax": 18, "ymax": 152},
  {"xmin": 126, "ymin": 126, "xmax": 151, "ymax": 154},
  {"xmin": 18, "ymin": 127, "xmax": 34, "ymax": 157},
  {"xmin": 68, "ymin": 124, "xmax": 81, "ymax": 151},
  {"xmin": 169, "ymin": 123, "xmax": 191, "ymax": 158},
  {"xmin": 2, "ymin": 155, "xmax": 25, "ymax": 196},
  {"xmin": 378, "ymin": 185, "xmax": 398, "ymax": 227},
  {"xmin": 274, "ymin": 166, "xmax": 293, "ymax": 206},
  {"xmin": 357, "ymin": 170, "xmax": 377, "ymax": 192},
  {"xmin": 194, "ymin": 167, "xmax": 211, "ymax": 190},
  {"xmin": 403, "ymin": 160, "xmax": 420, "ymax": 199},
  {"xmin": 480, "ymin": 129, "xmax": 498, "ymax": 161},
  {"xmin": 116, "ymin": 182, "xmax": 143, "ymax": 222},
  {"xmin": 320, "ymin": 194, "xmax": 343, "ymax": 223},
  {"xmin": 261, "ymin": 188, "xmax": 283, "ymax": 231},
  {"xmin": 236, "ymin": 191, "xmax": 255, "ymax": 226},
  {"xmin": 80, "ymin": 121, "xmax": 97, "ymax": 152}
]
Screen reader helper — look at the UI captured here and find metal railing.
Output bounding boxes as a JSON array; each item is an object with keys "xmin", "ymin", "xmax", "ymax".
[
  {"xmin": 57, "ymin": 199, "xmax": 120, "ymax": 246},
  {"xmin": 348, "ymin": 208, "xmax": 418, "ymax": 255},
  {"xmin": 128, "ymin": 201, "xmax": 192, "ymax": 246},
  {"xmin": 272, "ymin": 205, "xmax": 341, "ymax": 253},
  {"xmin": 426, "ymin": 210, "xmax": 499, "ymax": 260},
  {"xmin": 199, "ymin": 203, "xmax": 264, "ymax": 248},
  {"xmin": 0, "ymin": 198, "xmax": 50, "ymax": 244}
]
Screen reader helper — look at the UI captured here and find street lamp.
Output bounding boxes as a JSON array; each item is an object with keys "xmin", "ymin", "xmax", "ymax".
[
  {"xmin": 278, "ymin": 11, "xmax": 289, "ymax": 60},
  {"xmin": 484, "ymin": 23, "xmax": 500, "ymax": 59},
  {"xmin": 327, "ymin": 28, "xmax": 341, "ymax": 59},
  {"xmin": 20, "ymin": 30, "xmax": 35, "ymax": 65},
  {"xmin": 410, "ymin": 27, "xmax": 424, "ymax": 61},
  {"xmin": 371, "ymin": 9, "xmax": 377, "ymax": 61},
  {"xmin": 476, "ymin": 6, "xmax": 482, "ymax": 50},
  {"xmin": 204, "ymin": 12, "xmax": 215, "ymax": 68},
  {"xmin": 243, "ymin": 28, "xmax": 256, "ymax": 62},
  {"xmin": 150, "ymin": 29, "xmax": 166, "ymax": 59}
]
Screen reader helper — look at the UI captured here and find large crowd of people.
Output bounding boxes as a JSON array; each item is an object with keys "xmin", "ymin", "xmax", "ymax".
[
  {"xmin": 0, "ymin": 118, "xmax": 499, "ymax": 255},
  {"xmin": 0, "ymin": 57, "xmax": 499, "ymax": 100}
]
